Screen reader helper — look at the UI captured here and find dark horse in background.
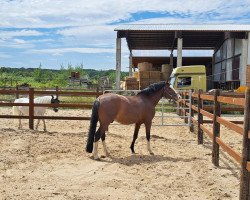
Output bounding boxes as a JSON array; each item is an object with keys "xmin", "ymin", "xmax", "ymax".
[{"xmin": 86, "ymin": 81, "xmax": 180, "ymax": 160}]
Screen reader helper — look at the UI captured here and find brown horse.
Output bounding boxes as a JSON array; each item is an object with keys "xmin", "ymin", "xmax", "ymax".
[{"xmin": 86, "ymin": 81, "xmax": 180, "ymax": 160}]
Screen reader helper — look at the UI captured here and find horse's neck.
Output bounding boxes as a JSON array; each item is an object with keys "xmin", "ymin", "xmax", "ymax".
[{"xmin": 148, "ymin": 88, "xmax": 164, "ymax": 106}]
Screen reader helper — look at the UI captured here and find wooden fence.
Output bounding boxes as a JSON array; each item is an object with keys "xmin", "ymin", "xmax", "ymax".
[
  {"xmin": 0, "ymin": 87, "xmax": 102, "ymax": 129},
  {"xmin": 178, "ymin": 89, "xmax": 250, "ymax": 200}
]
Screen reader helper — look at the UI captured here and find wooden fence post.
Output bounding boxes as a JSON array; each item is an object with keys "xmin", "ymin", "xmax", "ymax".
[
  {"xmin": 15, "ymin": 85, "xmax": 19, "ymax": 99},
  {"xmin": 96, "ymin": 87, "xmax": 99, "ymax": 98},
  {"xmin": 29, "ymin": 88, "xmax": 34, "ymax": 130},
  {"xmin": 212, "ymin": 89, "xmax": 221, "ymax": 166},
  {"xmin": 190, "ymin": 89, "xmax": 194, "ymax": 132},
  {"xmin": 184, "ymin": 92, "xmax": 188, "ymax": 124},
  {"xmin": 240, "ymin": 88, "xmax": 250, "ymax": 200},
  {"xmin": 177, "ymin": 93, "xmax": 180, "ymax": 116},
  {"xmin": 197, "ymin": 89, "xmax": 203, "ymax": 144}
]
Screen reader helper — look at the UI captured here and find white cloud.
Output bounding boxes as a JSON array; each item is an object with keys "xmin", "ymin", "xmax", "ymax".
[
  {"xmin": 0, "ymin": 29, "xmax": 43, "ymax": 39},
  {"xmin": 26, "ymin": 47, "xmax": 115, "ymax": 56},
  {"xmin": 0, "ymin": 0, "xmax": 249, "ymax": 29}
]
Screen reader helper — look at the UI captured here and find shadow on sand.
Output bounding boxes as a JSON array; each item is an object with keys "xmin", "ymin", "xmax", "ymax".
[{"xmin": 99, "ymin": 154, "xmax": 202, "ymax": 166}]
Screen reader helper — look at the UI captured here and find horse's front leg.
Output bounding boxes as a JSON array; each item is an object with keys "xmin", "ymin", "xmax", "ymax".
[
  {"xmin": 42, "ymin": 119, "xmax": 47, "ymax": 132},
  {"xmin": 130, "ymin": 123, "xmax": 141, "ymax": 154},
  {"xmin": 145, "ymin": 121, "xmax": 154, "ymax": 155}
]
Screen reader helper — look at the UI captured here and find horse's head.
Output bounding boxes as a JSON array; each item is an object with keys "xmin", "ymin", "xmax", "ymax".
[
  {"xmin": 51, "ymin": 95, "xmax": 60, "ymax": 112},
  {"xmin": 163, "ymin": 82, "xmax": 181, "ymax": 101}
]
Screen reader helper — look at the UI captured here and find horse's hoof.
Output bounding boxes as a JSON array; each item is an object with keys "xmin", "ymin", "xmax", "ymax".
[
  {"xmin": 150, "ymin": 152, "xmax": 154, "ymax": 155},
  {"xmin": 94, "ymin": 157, "xmax": 101, "ymax": 161},
  {"xmin": 100, "ymin": 155, "xmax": 106, "ymax": 158}
]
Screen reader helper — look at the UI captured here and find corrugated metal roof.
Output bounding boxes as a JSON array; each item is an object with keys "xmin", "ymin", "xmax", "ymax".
[{"xmin": 115, "ymin": 24, "xmax": 250, "ymax": 32}]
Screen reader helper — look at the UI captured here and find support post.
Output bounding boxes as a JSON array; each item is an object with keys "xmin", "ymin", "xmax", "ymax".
[
  {"xmin": 29, "ymin": 88, "xmax": 34, "ymax": 130},
  {"xmin": 189, "ymin": 89, "xmax": 194, "ymax": 132},
  {"xmin": 129, "ymin": 51, "xmax": 133, "ymax": 76},
  {"xmin": 177, "ymin": 38, "xmax": 183, "ymax": 67},
  {"xmin": 240, "ymin": 88, "xmax": 250, "ymax": 200},
  {"xmin": 116, "ymin": 37, "xmax": 121, "ymax": 90},
  {"xmin": 212, "ymin": 89, "xmax": 221, "ymax": 166},
  {"xmin": 197, "ymin": 89, "xmax": 203, "ymax": 144},
  {"xmin": 15, "ymin": 85, "xmax": 19, "ymax": 99},
  {"xmin": 170, "ymin": 53, "xmax": 174, "ymax": 68}
]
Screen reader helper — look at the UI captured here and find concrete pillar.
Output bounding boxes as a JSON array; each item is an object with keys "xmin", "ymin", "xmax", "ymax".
[
  {"xmin": 241, "ymin": 38, "xmax": 248, "ymax": 86},
  {"xmin": 116, "ymin": 37, "xmax": 121, "ymax": 89},
  {"xmin": 129, "ymin": 51, "xmax": 133, "ymax": 76},
  {"xmin": 177, "ymin": 38, "xmax": 183, "ymax": 67}
]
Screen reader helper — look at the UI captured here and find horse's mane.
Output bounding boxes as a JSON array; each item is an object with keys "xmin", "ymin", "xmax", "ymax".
[{"xmin": 137, "ymin": 81, "xmax": 166, "ymax": 96}]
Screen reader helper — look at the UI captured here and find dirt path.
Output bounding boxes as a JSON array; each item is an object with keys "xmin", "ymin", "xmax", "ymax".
[{"xmin": 0, "ymin": 108, "xmax": 241, "ymax": 199}]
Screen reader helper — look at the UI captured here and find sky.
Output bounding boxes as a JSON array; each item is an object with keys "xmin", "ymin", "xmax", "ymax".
[{"xmin": 0, "ymin": 0, "xmax": 250, "ymax": 71}]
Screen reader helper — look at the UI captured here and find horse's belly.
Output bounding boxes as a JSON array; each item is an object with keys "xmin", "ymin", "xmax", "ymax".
[{"xmin": 115, "ymin": 112, "xmax": 139, "ymax": 125}]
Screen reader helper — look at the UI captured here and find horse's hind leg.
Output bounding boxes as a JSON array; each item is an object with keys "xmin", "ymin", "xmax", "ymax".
[
  {"xmin": 18, "ymin": 114, "xmax": 22, "ymax": 129},
  {"xmin": 145, "ymin": 121, "xmax": 154, "ymax": 155},
  {"xmin": 35, "ymin": 119, "xmax": 40, "ymax": 130},
  {"xmin": 93, "ymin": 126, "xmax": 106, "ymax": 160},
  {"xmin": 101, "ymin": 132, "xmax": 110, "ymax": 157},
  {"xmin": 130, "ymin": 123, "xmax": 141, "ymax": 154}
]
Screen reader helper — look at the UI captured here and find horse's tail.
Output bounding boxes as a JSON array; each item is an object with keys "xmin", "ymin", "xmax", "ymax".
[{"xmin": 86, "ymin": 99, "xmax": 100, "ymax": 153}]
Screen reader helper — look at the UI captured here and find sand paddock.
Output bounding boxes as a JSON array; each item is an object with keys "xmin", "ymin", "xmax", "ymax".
[{"xmin": 0, "ymin": 108, "xmax": 243, "ymax": 199}]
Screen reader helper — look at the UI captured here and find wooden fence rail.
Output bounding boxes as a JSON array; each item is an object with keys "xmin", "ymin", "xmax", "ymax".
[{"xmin": 179, "ymin": 89, "xmax": 250, "ymax": 200}]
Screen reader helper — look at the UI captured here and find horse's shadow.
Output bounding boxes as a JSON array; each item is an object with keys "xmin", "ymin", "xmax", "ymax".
[{"xmin": 100, "ymin": 154, "xmax": 201, "ymax": 166}]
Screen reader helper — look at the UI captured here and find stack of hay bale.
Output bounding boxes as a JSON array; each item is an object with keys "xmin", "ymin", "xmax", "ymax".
[
  {"xmin": 136, "ymin": 62, "xmax": 161, "ymax": 89},
  {"xmin": 161, "ymin": 64, "xmax": 173, "ymax": 81},
  {"xmin": 124, "ymin": 76, "xmax": 139, "ymax": 90}
]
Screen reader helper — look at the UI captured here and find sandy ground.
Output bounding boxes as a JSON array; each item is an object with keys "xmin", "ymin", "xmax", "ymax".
[{"xmin": 0, "ymin": 107, "xmax": 244, "ymax": 200}]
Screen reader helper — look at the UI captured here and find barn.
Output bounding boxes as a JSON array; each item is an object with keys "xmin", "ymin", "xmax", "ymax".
[{"xmin": 114, "ymin": 24, "xmax": 250, "ymax": 90}]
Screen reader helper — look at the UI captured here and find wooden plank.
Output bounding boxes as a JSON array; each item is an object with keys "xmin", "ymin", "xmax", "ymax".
[
  {"xmin": 0, "ymin": 102, "xmax": 30, "ymax": 106},
  {"xmin": 240, "ymin": 88, "xmax": 250, "ymax": 199},
  {"xmin": 217, "ymin": 96, "xmax": 245, "ymax": 106},
  {"xmin": 0, "ymin": 115, "xmax": 90, "ymax": 120},
  {"xmin": 191, "ymin": 105, "xmax": 198, "ymax": 112},
  {"xmin": 200, "ymin": 94, "xmax": 214, "ymax": 101},
  {"xmin": 203, "ymin": 120, "xmax": 243, "ymax": 125},
  {"xmin": 192, "ymin": 93, "xmax": 198, "ymax": 98},
  {"xmin": 191, "ymin": 117, "xmax": 198, "ymax": 125},
  {"xmin": 203, "ymin": 105, "xmax": 244, "ymax": 112},
  {"xmin": 216, "ymin": 137, "xmax": 241, "ymax": 164},
  {"xmin": 216, "ymin": 116, "xmax": 244, "ymax": 136},
  {"xmin": 200, "ymin": 109, "xmax": 214, "ymax": 119},
  {"xmin": 0, "ymin": 89, "xmax": 102, "ymax": 97},
  {"xmin": 200, "ymin": 124, "xmax": 213, "ymax": 139}
]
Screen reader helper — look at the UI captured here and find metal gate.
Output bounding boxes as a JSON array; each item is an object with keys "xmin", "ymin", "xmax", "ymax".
[
  {"xmin": 153, "ymin": 90, "xmax": 192, "ymax": 126},
  {"xmin": 104, "ymin": 89, "xmax": 192, "ymax": 127}
]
